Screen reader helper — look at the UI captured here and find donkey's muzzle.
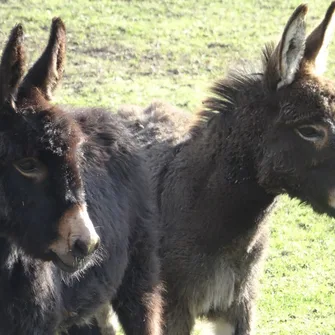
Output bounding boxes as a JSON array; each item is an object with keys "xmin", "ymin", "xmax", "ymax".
[{"xmin": 49, "ymin": 204, "xmax": 100, "ymax": 272}]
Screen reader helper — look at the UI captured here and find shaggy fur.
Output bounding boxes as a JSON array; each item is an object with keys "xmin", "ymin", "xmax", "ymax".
[
  {"xmin": 79, "ymin": 3, "xmax": 335, "ymax": 335},
  {"xmin": 0, "ymin": 19, "xmax": 162, "ymax": 335}
]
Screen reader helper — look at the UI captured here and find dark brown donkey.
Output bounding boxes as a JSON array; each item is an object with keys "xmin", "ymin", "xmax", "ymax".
[
  {"xmin": 100, "ymin": 2, "xmax": 335, "ymax": 335},
  {"xmin": 0, "ymin": 19, "xmax": 162, "ymax": 335}
]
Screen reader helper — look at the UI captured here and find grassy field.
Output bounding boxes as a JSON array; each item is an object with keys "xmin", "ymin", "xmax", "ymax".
[{"xmin": 1, "ymin": 0, "xmax": 335, "ymax": 334}]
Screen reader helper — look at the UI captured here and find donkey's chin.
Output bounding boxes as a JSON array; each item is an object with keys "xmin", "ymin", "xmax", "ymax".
[
  {"xmin": 325, "ymin": 205, "xmax": 335, "ymax": 219},
  {"xmin": 307, "ymin": 199, "xmax": 335, "ymax": 219},
  {"xmin": 50, "ymin": 252, "xmax": 90, "ymax": 273}
]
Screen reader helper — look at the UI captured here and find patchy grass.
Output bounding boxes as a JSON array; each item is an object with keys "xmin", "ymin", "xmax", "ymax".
[{"xmin": 1, "ymin": 0, "xmax": 335, "ymax": 334}]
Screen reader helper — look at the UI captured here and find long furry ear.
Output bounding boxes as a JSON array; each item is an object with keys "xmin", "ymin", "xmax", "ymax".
[
  {"xmin": 264, "ymin": 4, "xmax": 308, "ymax": 90},
  {"xmin": 0, "ymin": 24, "xmax": 26, "ymax": 106},
  {"xmin": 302, "ymin": 2, "xmax": 335, "ymax": 75},
  {"xmin": 18, "ymin": 17, "xmax": 66, "ymax": 102}
]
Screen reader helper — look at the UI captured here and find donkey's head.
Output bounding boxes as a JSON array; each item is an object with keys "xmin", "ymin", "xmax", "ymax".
[
  {"xmin": 0, "ymin": 19, "xmax": 100, "ymax": 272},
  {"xmin": 244, "ymin": 2, "xmax": 335, "ymax": 217}
]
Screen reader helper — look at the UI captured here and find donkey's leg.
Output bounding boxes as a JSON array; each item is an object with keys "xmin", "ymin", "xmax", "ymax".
[
  {"xmin": 162, "ymin": 299, "xmax": 195, "ymax": 335},
  {"xmin": 218, "ymin": 298, "xmax": 255, "ymax": 335},
  {"xmin": 95, "ymin": 304, "xmax": 116, "ymax": 335},
  {"xmin": 206, "ymin": 293, "xmax": 255, "ymax": 335},
  {"xmin": 63, "ymin": 318, "xmax": 106, "ymax": 335},
  {"xmin": 112, "ymin": 282, "xmax": 162, "ymax": 335},
  {"xmin": 112, "ymin": 251, "xmax": 163, "ymax": 335},
  {"xmin": 233, "ymin": 303, "xmax": 255, "ymax": 335}
]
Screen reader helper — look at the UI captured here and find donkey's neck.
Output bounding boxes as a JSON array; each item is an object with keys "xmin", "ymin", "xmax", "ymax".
[{"xmin": 175, "ymin": 109, "xmax": 274, "ymax": 250}]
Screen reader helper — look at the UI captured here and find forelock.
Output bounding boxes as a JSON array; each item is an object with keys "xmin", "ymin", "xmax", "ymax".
[{"xmin": 40, "ymin": 108, "xmax": 83, "ymax": 156}]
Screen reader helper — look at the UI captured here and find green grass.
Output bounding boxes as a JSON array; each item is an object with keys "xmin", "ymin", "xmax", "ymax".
[{"xmin": 1, "ymin": 0, "xmax": 335, "ymax": 334}]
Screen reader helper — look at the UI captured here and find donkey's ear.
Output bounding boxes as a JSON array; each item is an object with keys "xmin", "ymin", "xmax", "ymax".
[
  {"xmin": 265, "ymin": 4, "xmax": 308, "ymax": 90},
  {"xmin": 0, "ymin": 24, "xmax": 26, "ymax": 105},
  {"xmin": 19, "ymin": 17, "xmax": 66, "ymax": 101},
  {"xmin": 302, "ymin": 2, "xmax": 335, "ymax": 75}
]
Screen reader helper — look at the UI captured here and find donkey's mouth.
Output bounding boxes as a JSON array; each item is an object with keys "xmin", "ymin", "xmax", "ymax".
[{"xmin": 50, "ymin": 251, "xmax": 89, "ymax": 273}]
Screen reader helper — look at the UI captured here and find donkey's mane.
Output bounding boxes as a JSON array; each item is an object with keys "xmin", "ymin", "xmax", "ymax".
[{"xmin": 191, "ymin": 42, "xmax": 276, "ymax": 136}]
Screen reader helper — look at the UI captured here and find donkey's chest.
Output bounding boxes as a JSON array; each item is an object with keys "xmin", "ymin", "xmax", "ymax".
[
  {"xmin": 192, "ymin": 235, "xmax": 267, "ymax": 317},
  {"xmin": 192, "ymin": 261, "xmax": 236, "ymax": 316}
]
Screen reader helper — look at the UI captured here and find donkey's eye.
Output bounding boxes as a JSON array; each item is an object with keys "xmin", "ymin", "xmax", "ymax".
[
  {"xmin": 16, "ymin": 158, "xmax": 38, "ymax": 171},
  {"xmin": 295, "ymin": 125, "xmax": 326, "ymax": 143},
  {"xmin": 13, "ymin": 158, "xmax": 47, "ymax": 180}
]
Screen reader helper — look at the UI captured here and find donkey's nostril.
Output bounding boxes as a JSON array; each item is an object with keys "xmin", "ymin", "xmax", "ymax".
[
  {"xmin": 72, "ymin": 239, "xmax": 89, "ymax": 258},
  {"xmin": 72, "ymin": 237, "xmax": 100, "ymax": 258}
]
